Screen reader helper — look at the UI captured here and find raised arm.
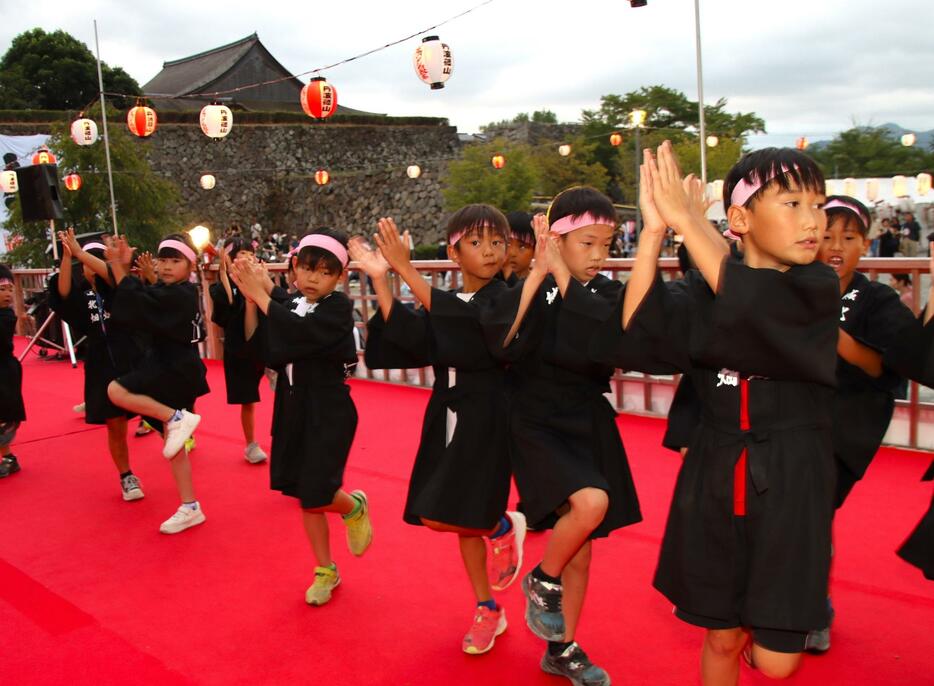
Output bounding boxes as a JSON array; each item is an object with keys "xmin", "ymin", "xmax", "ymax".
[
  {"xmin": 348, "ymin": 237, "xmax": 394, "ymax": 321},
  {"xmin": 62, "ymin": 227, "xmax": 111, "ymax": 285},
  {"xmin": 56, "ymin": 232, "xmax": 74, "ymax": 299},
  {"xmin": 502, "ymin": 230, "xmax": 550, "ymax": 346},
  {"xmin": 374, "ymin": 217, "xmax": 432, "ymax": 311}
]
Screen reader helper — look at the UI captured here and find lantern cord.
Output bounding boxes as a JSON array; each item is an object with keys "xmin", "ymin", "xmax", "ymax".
[{"xmin": 128, "ymin": 0, "xmax": 494, "ymax": 101}]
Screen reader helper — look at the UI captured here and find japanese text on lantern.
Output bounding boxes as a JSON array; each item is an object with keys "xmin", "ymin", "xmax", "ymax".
[{"xmin": 443, "ymin": 48, "xmax": 452, "ymax": 75}]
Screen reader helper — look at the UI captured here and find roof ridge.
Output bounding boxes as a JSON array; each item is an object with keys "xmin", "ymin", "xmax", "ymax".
[{"xmin": 162, "ymin": 32, "xmax": 259, "ymax": 68}]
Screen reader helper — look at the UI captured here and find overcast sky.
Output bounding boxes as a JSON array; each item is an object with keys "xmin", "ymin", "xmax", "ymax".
[{"xmin": 1, "ymin": 0, "xmax": 931, "ymax": 148}]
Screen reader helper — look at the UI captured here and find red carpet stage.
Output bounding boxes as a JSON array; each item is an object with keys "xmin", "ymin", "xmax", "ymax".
[{"xmin": 2, "ymin": 340, "xmax": 932, "ymax": 685}]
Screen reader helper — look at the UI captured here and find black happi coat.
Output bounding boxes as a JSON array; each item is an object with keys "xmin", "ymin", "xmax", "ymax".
[
  {"xmin": 48, "ymin": 272, "xmax": 142, "ymax": 424},
  {"xmin": 210, "ymin": 281, "xmax": 265, "ymax": 405},
  {"xmin": 663, "ymin": 374, "xmax": 701, "ymax": 453},
  {"xmin": 255, "ymin": 289, "xmax": 358, "ymax": 509},
  {"xmin": 897, "ymin": 459, "xmax": 934, "ymax": 580},
  {"xmin": 0, "ymin": 307, "xmax": 25, "ymax": 423},
  {"xmin": 365, "ymin": 279, "xmax": 522, "ymax": 530},
  {"xmin": 592, "ymin": 260, "xmax": 839, "ymax": 631},
  {"xmin": 110, "ymin": 276, "xmax": 209, "ymax": 418},
  {"xmin": 509, "ymin": 274, "xmax": 642, "ymax": 538}
]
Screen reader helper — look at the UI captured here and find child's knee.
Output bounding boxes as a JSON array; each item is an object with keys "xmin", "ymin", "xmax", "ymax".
[
  {"xmin": 107, "ymin": 381, "xmax": 123, "ymax": 402},
  {"xmin": 753, "ymin": 649, "xmax": 802, "ymax": 679},
  {"xmin": 420, "ymin": 517, "xmax": 446, "ymax": 532},
  {"xmin": 570, "ymin": 488, "xmax": 609, "ymax": 525},
  {"xmin": 705, "ymin": 629, "xmax": 746, "ymax": 657}
]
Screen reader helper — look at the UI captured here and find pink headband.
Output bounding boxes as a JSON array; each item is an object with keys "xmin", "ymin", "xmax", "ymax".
[
  {"xmin": 82, "ymin": 242, "xmax": 107, "ymax": 253},
  {"xmin": 730, "ymin": 165, "xmax": 796, "ymax": 207},
  {"xmin": 297, "ymin": 234, "xmax": 348, "ymax": 267},
  {"xmin": 550, "ymin": 212, "xmax": 616, "ymax": 235},
  {"xmin": 823, "ymin": 198, "xmax": 868, "ymax": 228},
  {"xmin": 0, "ymin": 278, "xmax": 12, "ymax": 286},
  {"xmin": 158, "ymin": 239, "xmax": 197, "ymax": 263}
]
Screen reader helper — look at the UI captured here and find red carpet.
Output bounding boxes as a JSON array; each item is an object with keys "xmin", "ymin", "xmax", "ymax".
[{"xmin": 1, "ymin": 340, "xmax": 932, "ymax": 685}]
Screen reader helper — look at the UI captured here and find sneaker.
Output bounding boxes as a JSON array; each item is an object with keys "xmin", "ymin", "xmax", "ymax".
[
  {"xmin": 0, "ymin": 455, "xmax": 21, "ymax": 478},
  {"xmin": 805, "ymin": 597, "xmax": 835, "ymax": 654},
  {"xmin": 541, "ymin": 642, "xmax": 611, "ymax": 686},
  {"xmin": 159, "ymin": 504, "xmax": 206, "ymax": 534},
  {"xmin": 120, "ymin": 473, "xmax": 144, "ymax": 501},
  {"xmin": 73, "ymin": 402, "xmax": 86, "ymax": 413},
  {"xmin": 522, "ymin": 570, "xmax": 565, "ymax": 641},
  {"xmin": 343, "ymin": 490, "xmax": 373, "ymax": 556},
  {"xmin": 305, "ymin": 565, "xmax": 341, "ymax": 606},
  {"xmin": 244, "ymin": 442, "xmax": 268, "ymax": 464},
  {"xmin": 163, "ymin": 410, "xmax": 201, "ymax": 458},
  {"xmin": 135, "ymin": 420, "xmax": 154, "ymax": 437},
  {"xmin": 490, "ymin": 511, "xmax": 527, "ymax": 591},
  {"xmin": 462, "ymin": 606, "xmax": 507, "ymax": 655}
]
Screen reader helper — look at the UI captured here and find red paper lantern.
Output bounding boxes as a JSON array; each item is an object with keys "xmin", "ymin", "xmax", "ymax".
[
  {"xmin": 795, "ymin": 136, "xmax": 809, "ymax": 151},
  {"xmin": 609, "ymin": 132, "xmax": 623, "ymax": 147},
  {"xmin": 315, "ymin": 170, "xmax": 330, "ymax": 186},
  {"xmin": 491, "ymin": 154, "xmax": 506, "ymax": 170},
  {"xmin": 32, "ymin": 147, "xmax": 57, "ymax": 165},
  {"xmin": 301, "ymin": 77, "xmax": 338, "ymax": 119},
  {"xmin": 127, "ymin": 105, "xmax": 157, "ymax": 137},
  {"xmin": 64, "ymin": 173, "xmax": 82, "ymax": 191}
]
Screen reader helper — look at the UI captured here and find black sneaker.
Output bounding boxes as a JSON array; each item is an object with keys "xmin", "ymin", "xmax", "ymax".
[
  {"xmin": 541, "ymin": 642, "xmax": 611, "ymax": 686},
  {"xmin": 522, "ymin": 570, "xmax": 565, "ymax": 641},
  {"xmin": 0, "ymin": 455, "xmax": 21, "ymax": 478},
  {"xmin": 120, "ymin": 473, "xmax": 145, "ymax": 501}
]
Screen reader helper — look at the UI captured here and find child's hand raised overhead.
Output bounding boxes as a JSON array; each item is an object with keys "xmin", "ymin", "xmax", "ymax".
[
  {"xmin": 532, "ymin": 213, "xmax": 549, "ymax": 239},
  {"xmin": 136, "ymin": 251, "xmax": 157, "ymax": 284},
  {"xmin": 683, "ymin": 173, "xmax": 714, "ymax": 221},
  {"xmin": 229, "ymin": 258, "xmax": 265, "ymax": 301},
  {"xmin": 647, "ymin": 141, "xmax": 695, "ymax": 232},
  {"xmin": 59, "ymin": 227, "xmax": 83, "ymax": 258},
  {"xmin": 57, "ymin": 230, "xmax": 73, "ymax": 260},
  {"xmin": 639, "ymin": 150, "xmax": 667, "ymax": 239},
  {"xmin": 348, "ymin": 236, "xmax": 390, "ymax": 278},
  {"xmin": 373, "ymin": 218, "xmax": 411, "ymax": 272}
]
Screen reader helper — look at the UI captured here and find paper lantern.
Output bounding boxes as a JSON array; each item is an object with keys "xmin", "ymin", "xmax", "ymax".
[
  {"xmin": 127, "ymin": 105, "xmax": 157, "ymax": 137},
  {"xmin": 708, "ymin": 179, "xmax": 724, "ymax": 202},
  {"xmin": 491, "ymin": 154, "xmax": 505, "ymax": 170},
  {"xmin": 413, "ymin": 36, "xmax": 453, "ymax": 90},
  {"xmin": 0, "ymin": 170, "xmax": 17, "ymax": 193},
  {"xmin": 918, "ymin": 173, "xmax": 932, "ymax": 197},
  {"xmin": 795, "ymin": 137, "xmax": 809, "ymax": 150},
  {"xmin": 315, "ymin": 170, "xmax": 330, "ymax": 186},
  {"xmin": 706, "ymin": 135, "xmax": 719, "ymax": 147},
  {"xmin": 843, "ymin": 178, "xmax": 857, "ymax": 197},
  {"xmin": 200, "ymin": 174, "xmax": 216, "ymax": 190},
  {"xmin": 609, "ymin": 132, "xmax": 623, "ymax": 147},
  {"xmin": 629, "ymin": 109, "xmax": 647, "ymax": 127},
  {"xmin": 558, "ymin": 144, "xmax": 571, "ymax": 157},
  {"xmin": 188, "ymin": 225, "xmax": 211, "ymax": 250},
  {"xmin": 824, "ymin": 180, "xmax": 836, "ymax": 196},
  {"xmin": 865, "ymin": 179, "xmax": 880, "ymax": 202},
  {"xmin": 300, "ymin": 77, "xmax": 338, "ymax": 119},
  {"xmin": 200, "ymin": 104, "xmax": 233, "ymax": 139},
  {"xmin": 32, "ymin": 147, "xmax": 56, "ymax": 165},
  {"xmin": 63, "ymin": 173, "xmax": 82, "ymax": 191},
  {"xmin": 406, "ymin": 165, "xmax": 422, "ymax": 179},
  {"xmin": 70, "ymin": 117, "xmax": 99, "ymax": 146},
  {"xmin": 892, "ymin": 175, "xmax": 909, "ymax": 198},
  {"xmin": 901, "ymin": 133, "xmax": 917, "ymax": 147}
]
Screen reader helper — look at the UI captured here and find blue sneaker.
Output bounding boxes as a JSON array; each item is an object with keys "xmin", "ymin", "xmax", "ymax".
[
  {"xmin": 522, "ymin": 570, "xmax": 565, "ymax": 641},
  {"xmin": 541, "ymin": 642, "xmax": 610, "ymax": 686}
]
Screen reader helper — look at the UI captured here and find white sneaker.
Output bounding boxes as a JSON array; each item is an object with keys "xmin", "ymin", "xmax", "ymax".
[
  {"xmin": 244, "ymin": 442, "xmax": 268, "ymax": 464},
  {"xmin": 159, "ymin": 504, "xmax": 206, "ymax": 534},
  {"xmin": 73, "ymin": 402, "xmax": 86, "ymax": 413},
  {"xmin": 162, "ymin": 410, "xmax": 201, "ymax": 458},
  {"xmin": 121, "ymin": 473, "xmax": 145, "ymax": 501}
]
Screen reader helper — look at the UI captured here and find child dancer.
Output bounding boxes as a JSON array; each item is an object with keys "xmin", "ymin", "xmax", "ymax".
[
  {"xmin": 210, "ymin": 236, "xmax": 267, "ymax": 464},
  {"xmin": 231, "ymin": 228, "xmax": 372, "ymax": 606},
  {"xmin": 106, "ymin": 234, "xmax": 208, "ymax": 534},
  {"xmin": 501, "ymin": 210, "xmax": 535, "ymax": 286},
  {"xmin": 356, "ymin": 207, "xmax": 535, "ymax": 655},
  {"xmin": 509, "ymin": 187, "xmax": 641, "ymax": 686},
  {"xmin": 598, "ymin": 143, "xmax": 837, "ymax": 684},
  {"xmin": 0, "ymin": 263, "xmax": 24, "ymax": 479},
  {"xmin": 49, "ymin": 230, "xmax": 144, "ymax": 499}
]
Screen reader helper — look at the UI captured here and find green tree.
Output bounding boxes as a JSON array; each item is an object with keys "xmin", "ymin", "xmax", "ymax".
[
  {"xmin": 4, "ymin": 106, "xmax": 181, "ymax": 266},
  {"xmin": 529, "ymin": 136, "xmax": 609, "ymax": 197},
  {"xmin": 0, "ymin": 28, "xmax": 141, "ymax": 110},
  {"xmin": 443, "ymin": 139, "xmax": 537, "ymax": 212},
  {"xmin": 530, "ymin": 110, "xmax": 558, "ymax": 124},
  {"xmin": 808, "ymin": 126, "xmax": 934, "ymax": 177}
]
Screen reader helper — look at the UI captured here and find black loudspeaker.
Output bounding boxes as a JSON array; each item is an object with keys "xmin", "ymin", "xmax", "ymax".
[{"xmin": 17, "ymin": 164, "xmax": 64, "ymax": 222}]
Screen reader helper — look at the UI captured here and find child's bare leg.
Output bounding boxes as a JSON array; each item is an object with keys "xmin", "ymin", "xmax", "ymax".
[
  {"xmin": 748, "ymin": 646, "xmax": 802, "ymax": 680},
  {"xmin": 107, "ymin": 381, "xmax": 174, "ymax": 421},
  {"xmin": 302, "ymin": 511, "xmax": 332, "ymax": 567},
  {"xmin": 561, "ymin": 541, "xmax": 592, "ymax": 640},
  {"xmin": 168, "ymin": 448, "xmax": 196, "ymax": 502},
  {"xmin": 106, "ymin": 416, "xmax": 130, "ymax": 473},
  {"xmin": 540, "ymin": 488, "xmax": 608, "ymax": 577},
  {"xmin": 240, "ymin": 403, "xmax": 255, "ymax": 444},
  {"xmin": 701, "ymin": 628, "xmax": 746, "ymax": 686},
  {"xmin": 459, "ymin": 535, "xmax": 493, "ymax": 602}
]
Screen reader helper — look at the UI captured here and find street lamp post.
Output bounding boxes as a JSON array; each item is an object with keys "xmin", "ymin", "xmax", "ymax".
[{"xmin": 631, "ymin": 109, "xmax": 648, "ymax": 233}]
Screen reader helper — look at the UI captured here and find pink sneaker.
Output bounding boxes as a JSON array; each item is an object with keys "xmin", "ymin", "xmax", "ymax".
[
  {"xmin": 462, "ymin": 605, "xmax": 507, "ymax": 655},
  {"xmin": 489, "ymin": 511, "xmax": 527, "ymax": 591}
]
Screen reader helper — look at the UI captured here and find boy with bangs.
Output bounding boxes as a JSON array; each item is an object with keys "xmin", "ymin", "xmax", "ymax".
[{"xmin": 597, "ymin": 143, "xmax": 839, "ymax": 684}]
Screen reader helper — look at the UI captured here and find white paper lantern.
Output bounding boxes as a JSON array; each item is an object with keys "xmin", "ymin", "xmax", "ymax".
[
  {"xmin": 708, "ymin": 179, "xmax": 724, "ymax": 202},
  {"xmin": 843, "ymin": 178, "xmax": 857, "ymax": 197},
  {"xmin": 558, "ymin": 144, "xmax": 572, "ymax": 157},
  {"xmin": 901, "ymin": 133, "xmax": 917, "ymax": 147},
  {"xmin": 918, "ymin": 173, "xmax": 932, "ymax": 197},
  {"xmin": 413, "ymin": 36, "xmax": 453, "ymax": 90},
  {"xmin": 200, "ymin": 174, "xmax": 216, "ymax": 190},
  {"xmin": 0, "ymin": 170, "xmax": 18, "ymax": 193},
  {"xmin": 865, "ymin": 179, "xmax": 880, "ymax": 202},
  {"xmin": 406, "ymin": 165, "xmax": 422, "ymax": 179},
  {"xmin": 825, "ymin": 180, "xmax": 837, "ymax": 196},
  {"xmin": 706, "ymin": 135, "xmax": 719, "ymax": 147},
  {"xmin": 892, "ymin": 175, "xmax": 909, "ymax": 197},
  {"xmin": 70, "ymin": 118, "xmax": 99, "ymax": 146},
  {"xmin": 188, "ymin": 225, "xmax": 211, "ymax": 250},
  {"xmin": 200, "ymin": 104, "xmax": 233, "ymax": 139}
]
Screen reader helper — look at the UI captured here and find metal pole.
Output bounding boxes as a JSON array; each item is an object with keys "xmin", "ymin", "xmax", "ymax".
[
  {"xmin": 635, "ymin": 126, "xmax": 642, "ymax": 234},
  {"xmin": 93, "ymin": 20, "xmax": 119, "ymax": 236},
  {"xmin": 693, "ymin": 0, "xmax": 708, "ymax": 184}
]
